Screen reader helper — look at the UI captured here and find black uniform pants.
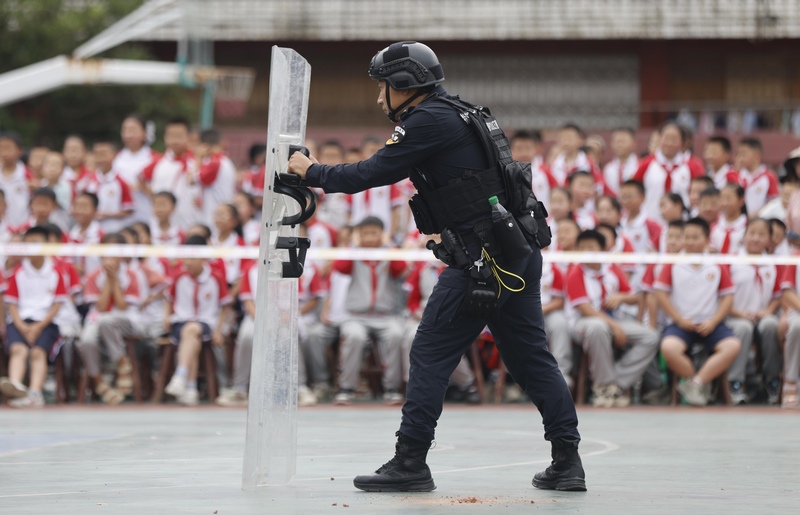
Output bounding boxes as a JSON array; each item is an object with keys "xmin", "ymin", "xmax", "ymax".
[{"xmin": 399, "ymin": 245, "xmax": 580, "ymax": 444}]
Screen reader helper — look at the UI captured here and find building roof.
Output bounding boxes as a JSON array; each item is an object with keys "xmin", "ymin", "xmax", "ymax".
[{"xmin": 128, "ymin": 0, "xmax": 800, "ymax": 41}]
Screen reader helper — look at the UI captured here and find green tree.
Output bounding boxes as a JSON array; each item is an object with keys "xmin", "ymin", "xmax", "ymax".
[{"xmin": 0, "ymin": 0, "xmax": 197, "ymax": 149}]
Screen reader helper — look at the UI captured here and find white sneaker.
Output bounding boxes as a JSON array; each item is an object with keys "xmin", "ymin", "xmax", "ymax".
[
  {"xmin": 0, "ymin": 377, "xmax": 28, "ymax": 399},
  {"xmin": 677, "ymin": 379, "xmax": 708, "ymax": 406},
  {"xmin": 177, "ymin": 388, "xmax": 199, "ymax": 406},
  {"xmin": 215, "ymin": 389, "xmax": 248, "ymax": 407},
  {"xmin": 334, "ymin": 390, "xmax": 355, "ymax": 405},
  {"xmin": 165, "ymin": 376, "xmax": 187, "ymax": 398},
  {"xmin": 592, "ymin": 385, "xmax": 615, "ymax": 408},
  {"xmin": 608, "ymin": 384, "xmax": 630, "ymax": 408},
  {"xmin": 9, "ymin": 392, "xmax": 44, "ymax": 409},
  {"xmin": 504, "ymin": 384, "xmax": 524, "ymax": 403},
  {"xmin": 382, "ymin": 390, "xmax": 404, "ymax": 405},
  {"xmin": 298, "ymin": 385, "xmax": 318, "ymax": 407},
  {"xmin": 312, "ymin": 382, "xmax": 332, "ymax": 402}
]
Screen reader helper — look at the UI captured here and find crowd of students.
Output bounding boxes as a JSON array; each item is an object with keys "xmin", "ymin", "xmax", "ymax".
[{"xmin": 1, "ymin": 115, "xmax": 800, "ymax": 410}]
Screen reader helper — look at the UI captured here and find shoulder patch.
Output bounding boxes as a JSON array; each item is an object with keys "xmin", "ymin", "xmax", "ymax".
[{"xmin": 386, "ymin": 126, "xmax": 406, "ymax": 145}]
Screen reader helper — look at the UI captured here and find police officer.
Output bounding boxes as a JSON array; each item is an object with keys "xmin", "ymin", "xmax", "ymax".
[{"xmin": 288, "ymin": 41, "xmax": 586, "ymax": 493}]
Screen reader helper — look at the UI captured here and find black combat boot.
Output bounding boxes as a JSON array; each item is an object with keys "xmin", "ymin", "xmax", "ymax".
[
  {"xmin": 353, "ymin": 432, "xmax": 436, "ymax": 492},
  {"xmin": 532, "ymin": 438, "xmax": 587, "ymax": 491}
]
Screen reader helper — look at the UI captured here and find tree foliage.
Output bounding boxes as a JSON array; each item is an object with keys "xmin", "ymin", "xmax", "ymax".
[{"xmin": 0, "ymin": 0, "xmax": 198, "ymax": 149}]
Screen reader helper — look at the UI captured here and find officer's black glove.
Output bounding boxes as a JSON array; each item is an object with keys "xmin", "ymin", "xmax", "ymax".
[{"xmin": 460, "ymin": 263, "xmax": 499, "ymax": 319}]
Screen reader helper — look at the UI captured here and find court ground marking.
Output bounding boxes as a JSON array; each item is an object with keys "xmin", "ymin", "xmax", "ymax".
[
  {"xmin": 0, "ymin": 444, "xmax": 459, "ymax": 466},
  {"xmin": 0, "ymin": 433, "xmax": 134, "ymax": 459},
  {"xmin": 291, "ymin": 437, "xmax": 619, "ymax": 481},
  {"xmin": 0, "ymin": 438, "xmax": 618, "ymax": 499}
]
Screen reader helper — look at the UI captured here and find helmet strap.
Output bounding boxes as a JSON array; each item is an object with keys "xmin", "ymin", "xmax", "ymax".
[{"xmin": 385, "ymin": 82, "xmax": 431, "ymax": 123}]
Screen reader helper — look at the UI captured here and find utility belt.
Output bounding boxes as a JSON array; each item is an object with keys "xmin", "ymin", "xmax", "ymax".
[{"xmin": 426, "ymin": 221, "xmax": 529, "ymax": 320}]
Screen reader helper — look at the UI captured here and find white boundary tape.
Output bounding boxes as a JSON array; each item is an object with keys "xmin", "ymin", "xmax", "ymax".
[{"xmin": 0, "ymin": 242, "xmax": 798, "ymax": 265}]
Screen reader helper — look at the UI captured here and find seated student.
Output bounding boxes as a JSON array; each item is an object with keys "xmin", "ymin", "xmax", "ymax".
[
  {"xmin": 126, "ymin": 222, "xmax": 171, "ymax": 346},
  {"xmin": 401, "ymin": 236, "xmax": 479, "ymax": 403},
  {"xmin": 195, "ymin": 128, "xmax": 237, "ymax": 228},
  {"xmin": 76, "ymin": 233, "xmax": 143, "ymax": 404},
  {"xmin": 0, "ymin": 227, "xmax": 67, "ymax": 408},
  {"xmin": 736, "ymin": 137, "xmax": 779, "ymax": 216},
  {"xmin": 697, "ymin": 187, "xmax": 721, "ymax": 227},
  {"xmin": 595, "ymin": 223, "xmax": 640, "ymax": 321},
  {"xmin": 39, "ymin": 151, "xmax": 72, "ymax": 226},
  {"xmin": 602, "ymin": 127, "xmax": 639, "ymax": 197},
  {"xmin": 655, "ymin": 217, "xmax": 741, "ymax": 406},
  {"xmin": 11, "ymin": 187, "xmax": 64, "ymax": 235},
  {"xmin": 703, "ymin": 135, "xmax": 739, "ymax": 190},
  {"xmin": 141, "ymin": 117, "xmax": 201, "ymax": 230},
  {"xmin": 619, "ymin": 180, "xmax": 661, "ymax": 255},
  {"xmin": 553, "ymin": 218, "xmax": 580, "ymax": 275},
  {"xmin": 568, "ymin": 171, "xmax": 598, "ymax": 230},
  {"xmin": 301, "ymin": 228, "xmax": 355, "ymax": 403},
  {"xmin": 74, "ymin": 140, "xmax": 135, "ymax": 233},
  {"xmin": 150, "ymin": 191, "xmax": 185, "ymax": 246},
  {"xmin": 210, "ymin": 203, "xmax": 248, "ymax": 289},
  {"xmin": 658, "ymin": 193, "xmax": 689, "ymax": 249},
  {"xmin": 634, "ymin": 122, "xmax": 703, "ymax": 222},
  {"xmin": 546, "ymin": 187, "xmax": 573, "ymax": 243},
  {"xmin": 330, "ymin": 216, "xmax": 406, "ymax": 405},
  {"xmin": 769, "ymin": 218, "xmax": 790, "ymax": 255},
  {"xmin": 0, "ymin": 131, "xmax": 34, "ymax": 227},
  {"xmin": 164, "ymin": 236, "xmax": 232, "ymax": 406},
  {"xmin": 549, "ymin": 123, "xmax": 605, "ymax": 190},
  {"xmin": 0, "ymin": 189, "xmax": 10, "ymax": 244},
  {"xmin": 539, "ymin": 254, "xmax": 572, "ymax": 389},
  {"xmin": 566, "ymin": 230, "xmax": 660, "ymax": 408},
  {"xmin": 780, "ymin": 262, "xmax": 800, "ymax": 408},
  {"xmin": 688, "ymin": 176, "xmax": 715, "ymax": 218},
  {"xmin": 216, "ymin": 255, "xmax": 325, "ymax": 407},
  {"xmin": 69, "ymin": 191, "xmax": 104, "ymax": 276},
  {"xmin": 710, "ymin": 183, "xmax": 747, "ymax": 254},
  {"xmin": 641, "ymin": 221, "xmax": 684, "ymax": 330},
  {"xmin": 233, "ymin": 191, "xmax": 260, "ymax": 246},
  {"xmin": 40, "ymin": 224, "xmax": 82, "ymax": 343},
  {"xmin": 727, "ymin": 218, "xmax": 782, "ymax": 405}
]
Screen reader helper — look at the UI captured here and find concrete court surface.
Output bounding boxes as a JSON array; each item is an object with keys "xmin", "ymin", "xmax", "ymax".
[{"xmin": 0, "ymin": 405, "xmax": 797, "ymax": 514}]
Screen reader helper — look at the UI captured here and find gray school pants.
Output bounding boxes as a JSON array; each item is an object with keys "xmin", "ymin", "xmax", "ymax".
[{"xmin": 572, "ymin": 317, "xmax": 659, "ymax": 389}]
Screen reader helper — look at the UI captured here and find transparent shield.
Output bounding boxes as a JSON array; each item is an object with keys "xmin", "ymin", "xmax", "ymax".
[{"xmin": 242, "ymin": 46, "xmax": 311, "ymax": 490}]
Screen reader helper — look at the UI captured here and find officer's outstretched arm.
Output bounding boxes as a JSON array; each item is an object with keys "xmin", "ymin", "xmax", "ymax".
[{"xmin": 303, "ymin": 111, "xmax": 444, "ymax": 194}]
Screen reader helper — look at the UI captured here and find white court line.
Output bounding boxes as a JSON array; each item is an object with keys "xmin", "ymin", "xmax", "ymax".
[
  {"xmin": 0, "ymin": 444, "xmax": 458, "ymax": 466},
  {"xmin": 0, "ymin": 433, "xmax": 134, "ymax": 459},
  {"xmin": 0, "ymin": 482, "xmax": 237, "ymax": 500},
  {"xmin": 293, "ymin": 437, "xmax": 619, "ymax": 482},
  {"xmin": 0, "ymin": 438, "xmax": 618, "ymax": 498}
]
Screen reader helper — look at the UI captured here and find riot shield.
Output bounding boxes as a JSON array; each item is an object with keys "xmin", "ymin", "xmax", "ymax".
[{"xmin": 242, "ymin": 46, "xmax": 311, "ymax": 490}]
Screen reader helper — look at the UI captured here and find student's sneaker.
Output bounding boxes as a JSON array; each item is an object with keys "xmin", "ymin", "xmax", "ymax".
[
  {"xmin": 334, "ymin": 389, "xmax": 356, "ymax": 405},
  {"xmin": 730, "ymin": 381, "xmax": 747, "ymax": 406},
  {"xmin": 609, "ymin": 384, "xmax": 631, "ymax": 408},
  {"xmin": 766, "ymin": 379, "xmax": 781, "ymax": 406},
  {"xmin": 641, "ymin": 385, "xmax": 670, "ymax": 406},
  {"xmin": 677, "ymin": 379, "xmax": 708, "ymax": 407},
  {"xmin": 176, "ymin": 388, "xmax": 199, "ymax": 406},
  {"xmin": 215, "ymin": 389, "xmax": 248, "ymax": 407},
  {"xmin": 312, "ymin": 382, "xmax": 332, "ymax": 403},
  {"xmin": 591, "ymin": 385, "xmax": 615, "ymax": 408},
  {"xmin": 9, "ymin": 392, "xmax": 44, "ymax": 409},
  {"xmin": 504, "ymin": 384, "xmax": 524, "ymax": 403},
  {"xmin": 383, "ymin": 390, "xmax": 404, "ymax": 406},
  {"xmin": 0, "ymin": 377, "xmax": 28, "ymax": 399},
  {"xmin": 781, "ymin": 383, "xmax": 799, "ymax": 409},
  {"xmin": 449, "ymin": 384, "xmax": 481, "ymax": 404},
  {"xmin": 165, "ymin": 376, "xmax": 187, "ymax": 398},
  {"xmin": 298, "ymin": 385, "xmax": 318, "ymax": 407}
]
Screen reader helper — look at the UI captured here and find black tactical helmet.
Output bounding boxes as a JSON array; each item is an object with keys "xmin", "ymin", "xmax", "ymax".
[{"xmin": 368, "ymin": 41, "xmax": 445, "ymax": 91}]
